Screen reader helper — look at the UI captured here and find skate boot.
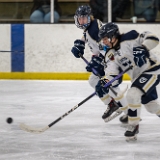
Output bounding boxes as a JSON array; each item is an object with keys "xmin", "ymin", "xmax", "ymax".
[
  {"xmin": 125, "ymin": 124, "xmax": 139, "ymax": 141},
  {"xmin": 119, "ymin": 114, "xmax": 128, "ymax": 124},
  {"xmin": 102, "ymin": 99, "xmax": 122, "ymax": 122}
]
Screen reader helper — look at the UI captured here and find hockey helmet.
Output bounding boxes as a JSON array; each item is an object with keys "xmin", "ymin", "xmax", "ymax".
[
  {"xmin": 74, "ymin": 5, "xmax": 92, "ymax": 29},
  {"xmin": 98, "ymin": 22, "xmax": 120, "ymax": 41}
]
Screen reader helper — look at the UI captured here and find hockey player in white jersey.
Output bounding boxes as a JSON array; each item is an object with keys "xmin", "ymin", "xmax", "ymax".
[
  {"xmin": 97, "ymin": 22, "xmax": 160, "ymax": 140},
  {"xmin": 71, "ymin": 5, "xmax": 128, "ymax": 122}
]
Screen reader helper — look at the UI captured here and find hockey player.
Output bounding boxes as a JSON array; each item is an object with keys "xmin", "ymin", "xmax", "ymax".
[
  {"xmin": 71, "ymin": 5, "xmax": 128, "ymax": 122},
  {"xmin": 97, "ymin": 22, "xmax": 160, "ymax": 140}
]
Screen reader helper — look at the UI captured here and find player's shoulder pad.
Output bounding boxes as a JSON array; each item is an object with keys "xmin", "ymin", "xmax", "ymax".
[
  {"xmin": 140, "ymin": 31, "xmax": 159, "ymax": 42},
  {"xmin": 120, "ymin": 30, "xmax": 139, "ymax": 43},
  {"xmin": 87, "ymin": 19, "xmax": 102, "ymax": 42}
]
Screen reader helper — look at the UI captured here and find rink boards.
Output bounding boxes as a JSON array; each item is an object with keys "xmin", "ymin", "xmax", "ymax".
[{"xmin": 0, "ymin": 24, "xmax": 160, "ymax": 80}]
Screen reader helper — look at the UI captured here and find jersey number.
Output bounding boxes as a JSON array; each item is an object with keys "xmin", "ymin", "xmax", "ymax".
[{"xmin": 120, "ymin": 57, "xmax": 132, "ymax": 67}]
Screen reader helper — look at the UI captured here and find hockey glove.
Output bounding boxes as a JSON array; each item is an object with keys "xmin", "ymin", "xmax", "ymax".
[
  {"xmin": 86, "ymin": 55, "xmax": 105, "ymax": 77},
  {"xmin": 95, "ymin": 77, "xmax": 110, "ymax": 98},
  {"xmin": 133, "ymin": 46, "xmax": 150, "ymax": 67},
  {"xmin": 71, "ymin": 39, "xmax": 85, "ymax": 58}
]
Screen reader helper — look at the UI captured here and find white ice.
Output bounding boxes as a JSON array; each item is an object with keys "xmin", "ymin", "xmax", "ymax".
[{"xmin": 0, "ymin": 80, "xmax": 160, "ymax": 160}]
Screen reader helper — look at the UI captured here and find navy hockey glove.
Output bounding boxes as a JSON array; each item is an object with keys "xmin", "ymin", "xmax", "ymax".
[
  {"xmin": 86, "ymin": 55, "xmax": 105, "ymax": 77},
  {"xmin": 95, "ymin": 77, "xmax": 110, "ymax": 98},
  {"xmin": 71, "ymin": 39, "xmax": 85, "ymax": 58},
  {"xmin": 133, "ymin": 46, "xmax": 150, "ymax": 67}
]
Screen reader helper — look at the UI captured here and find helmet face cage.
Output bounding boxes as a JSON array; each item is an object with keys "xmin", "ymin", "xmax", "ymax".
[
  {"xmin": 74, "ymin": 5, "xmax": 91, "ymax": 29},
  {"xmin": 98, "ymin": 23, "xmax": 120, "ymax": 41}
]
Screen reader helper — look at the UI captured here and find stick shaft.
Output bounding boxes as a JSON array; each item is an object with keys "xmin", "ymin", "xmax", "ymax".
[
  {"xmin": 104, "ymin": 66, "xmax": 132, "ymax": 87},
  {"xmin": 48, "ymin": 66, "xmax": 131, "ymax": 128},
  {"xmin": 48, "ymin": 92, "xmax": 96, "ymax": 127}
]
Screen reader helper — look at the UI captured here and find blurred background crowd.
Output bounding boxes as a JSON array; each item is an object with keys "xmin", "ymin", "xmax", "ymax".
[{"xmin": 0, "ymin": 0, "xmax": 159, "ymax": 23}]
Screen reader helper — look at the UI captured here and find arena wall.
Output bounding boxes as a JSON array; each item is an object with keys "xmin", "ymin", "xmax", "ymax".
[{"xmin": 0, "ymin": 24, "xmax": 159, "ymax": 80}]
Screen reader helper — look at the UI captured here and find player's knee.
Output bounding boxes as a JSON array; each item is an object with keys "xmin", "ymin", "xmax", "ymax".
[{"xmin": 126, "ymin": 87, "xmax": 143, "ymax": 104}]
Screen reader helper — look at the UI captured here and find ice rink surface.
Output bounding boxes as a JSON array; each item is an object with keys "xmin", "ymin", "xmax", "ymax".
[{"xmin": 0, "ymin": 80, "xmax": 160, "ymax": 160}]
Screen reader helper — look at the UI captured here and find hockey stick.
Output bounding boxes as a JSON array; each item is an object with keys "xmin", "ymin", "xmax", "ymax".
[
  {"xmin": 19, "ymin": 65, "xmax": 132, "ymax": 134},
  {"xmin": 0, "ymin": 50, "xmax": 24, "ymax": 53}
]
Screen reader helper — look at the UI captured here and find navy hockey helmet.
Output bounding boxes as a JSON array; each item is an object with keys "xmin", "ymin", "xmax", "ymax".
[
  {"xmin": 74, "ymin": 5, "xmax": 92, "ymax": 29},
  {"xmin": 98, "ymin": 22, "xmax": 120, "ymax": 41}
]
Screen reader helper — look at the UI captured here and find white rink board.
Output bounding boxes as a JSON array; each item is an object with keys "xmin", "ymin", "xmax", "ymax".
[
  {"xmin": 25, "ymin": 24, "xmax": 92, "ymax": 72},
  {"xmin": 25, "ymin": 24, "xmax": 160, "ymax": 72},
  {"xmin": 0, "ymin": 24, "xmax": 11, "ymax": 72}
]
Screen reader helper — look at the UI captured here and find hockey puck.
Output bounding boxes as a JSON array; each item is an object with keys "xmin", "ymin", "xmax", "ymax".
[{"xmin": 6, "ymin": 117, "xmax": 13, "ymax": 124}]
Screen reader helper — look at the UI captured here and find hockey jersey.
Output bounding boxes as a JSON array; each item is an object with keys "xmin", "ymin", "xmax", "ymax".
[{"xmin": 105, "ymin": 30, "xmax": 160, "ymax": 82}]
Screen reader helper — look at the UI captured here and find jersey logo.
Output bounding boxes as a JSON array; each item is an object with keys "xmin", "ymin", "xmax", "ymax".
[
  {"xmin": 140, "ymin": 32, "xmax": 147, "ymax": 38},
  {"xmin": 139, "ymin": 77, "xmax": 147, "ymax": 83}
]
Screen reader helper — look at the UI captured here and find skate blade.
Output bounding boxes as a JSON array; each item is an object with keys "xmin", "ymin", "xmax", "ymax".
[
  {"xmin": 104, "ymin": 110, "xmax": 123, "ymax": 122},
  {"xmin": 126, "ymin": 135, "xmax": 137, "ymax": 142}
]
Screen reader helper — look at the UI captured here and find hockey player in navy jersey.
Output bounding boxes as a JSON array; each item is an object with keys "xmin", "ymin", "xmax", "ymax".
[
  {"xmin": 71, "ymin": 5, "xmax": 128, "ymax": 122},
  {"xmin": 97, "ymin": 22, "xmax": 160, "ymax": 140}
]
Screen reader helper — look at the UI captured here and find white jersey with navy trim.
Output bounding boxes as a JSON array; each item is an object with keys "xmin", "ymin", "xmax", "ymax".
[{"xmin": 105, "ymin": 30, "xmax": 160, "ymax": 82}]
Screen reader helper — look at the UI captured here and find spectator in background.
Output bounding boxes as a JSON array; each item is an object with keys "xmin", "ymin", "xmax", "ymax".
[
  {"xmin": 133, "ymin": 0, "xmax": 160, "ymax": 22},
  {"xmin": 89, "ymin": 0, "xmax": 130, "ymax": 22},
  {"xmin": 89, "ymin": 0, "xmax": 108, "ymax": 22},
  {"xmin": 30, "ymin": 0, "xmax": 61, "ymax": 23},
  {"xmin": 112, "ymin": 0, "xmax": 130, "ymax": 22}
]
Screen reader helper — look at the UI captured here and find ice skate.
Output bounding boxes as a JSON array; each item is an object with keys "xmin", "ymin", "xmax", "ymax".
[
  {"xmin": 102, "ymin": 99, "xmax": 122, "ymax": 122},
  {"xmin": 119, "ymin": 114, "xmax": 128, "ymax": 124},
  {"xmin": 125, "ymin": 124, "xmax": 139, "ymax": 141}
]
